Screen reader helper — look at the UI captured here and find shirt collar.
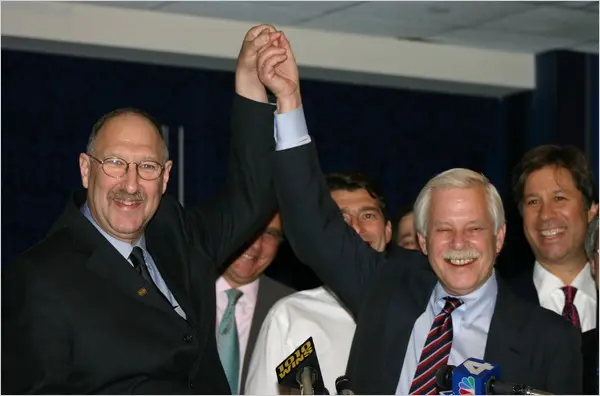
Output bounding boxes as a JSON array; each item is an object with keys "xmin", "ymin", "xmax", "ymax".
[
  {"xmin": 81, "ymin": 202, "xmax": 146, "ymax": 259},
  {"xmin": 216, "ymin": 275, "xmax": 261, "ymax": 306},
  {"xmin": 433, "ymin": 270, "xmax": 498, "ymax": 311},
  {"xmin": 534, "ymin": 261, "xmax": 597, "ymax": 302}
]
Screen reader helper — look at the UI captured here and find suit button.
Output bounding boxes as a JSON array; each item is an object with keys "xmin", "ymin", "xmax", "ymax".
[
  {"xmin": 189, "ymin": 381, "xmax": 195, "ymax": 389},
  {"xmin": 183, "ymin": 334, "xmax": 193, "ymax": 343}
]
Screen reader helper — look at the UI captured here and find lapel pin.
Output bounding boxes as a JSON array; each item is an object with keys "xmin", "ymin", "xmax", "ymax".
[{"xmin": 137, "ymin": 287, "xmax": 148, "ymax": 296}]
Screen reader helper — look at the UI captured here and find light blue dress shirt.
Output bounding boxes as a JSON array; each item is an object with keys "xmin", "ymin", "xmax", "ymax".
[
  {"xmin": 396, "ymin": 272, "xmax": 498, "ymax": 394},
  {"xmin": 81, "ymin": 203, "xmax": 187, "ymax": 320}
]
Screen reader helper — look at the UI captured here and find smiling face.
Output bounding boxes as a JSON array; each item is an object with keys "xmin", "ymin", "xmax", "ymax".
[
  {"xmin": 223, "ymin": 214, "xmax": 283, "ymax": 288},
  {"xmin": 418, "ymin": 186, "xmax": 505, "ymax": 296},
  {"xmin": 79, "ymin": 113, "xmax": 172, "ymax": 244},
  {"xmin": 331, "ymin": 188, "xmax": 392, "ymax": 252},
  {"xmin": 522, "ymin": 165, "xmax": 597, "ymax": 269}
]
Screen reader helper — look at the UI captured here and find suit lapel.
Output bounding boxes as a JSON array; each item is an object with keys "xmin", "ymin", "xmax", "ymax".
[
  {"xmin": 484, "ymin": 278, "xmax": 527, "ymax": 368},
  {"xmin": 381, "ymin": 268, "xmax": 437, "ymax": 394},
  {"xmin": 61, "ymin": 190, "xmax": 184, "ymax": 317},
  {"xmin": 82, "ymin": 237, "xmax": 177, "ymax": 315},
  {"xmin": 145, "ymin": 234, "xmax": 198, "ymax": 326}
]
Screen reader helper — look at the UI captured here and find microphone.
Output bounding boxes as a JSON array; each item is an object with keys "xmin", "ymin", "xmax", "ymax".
[
  {"xmin": 335, "ymin": 375, "xmax": 355, "ymax": 395},
  {"xmin": 275, "ymin": 337, "xmax": 327, "ymax": 395},
  {"xmin": 436, "ymin": 359, "xmax": 553, "ymax": 395}
]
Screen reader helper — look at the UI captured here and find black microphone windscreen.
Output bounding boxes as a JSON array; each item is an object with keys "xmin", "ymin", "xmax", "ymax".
[{"xmin": 435, "ymin": 364, "xmax": 455, "ymax": 390}]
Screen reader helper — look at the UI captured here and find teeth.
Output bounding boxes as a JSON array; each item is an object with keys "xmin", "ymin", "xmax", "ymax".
[
  {"xmin": 449, "ymin": 258, "xmax": 476, "ymax": 266},
  {"xmin": 242, "ymin": 253, "xmax": 257, "ymax": 260},
  {"xmin": 540, "ymin": 228, "xmax": 563, "ymax": 237},
  {"xmin": 115, "ymin": 199, "xmax": 139, "ymax": 206}
]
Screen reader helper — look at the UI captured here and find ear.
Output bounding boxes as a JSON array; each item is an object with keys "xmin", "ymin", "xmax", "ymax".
[
  {"xmin": 384, "ymin": 220, "xmax": 392, "ymax": 244},
  {"xmin": 161, "ymin": 160, "xmax": 173, "ymax": 194},
  {"xmin": 79, "ymin": 153, "xmax": 91, "ymax": 189},
  {"xmin": 417, "ymin": 232, "xmax": 428, "ymax": 255},
  {"xmin": 587, "ymin": 201, "xmax": 599, "ymax": 222},
  {"xmin": 495, "ymin": 224, "xmax": 507, "ymax": 255}
]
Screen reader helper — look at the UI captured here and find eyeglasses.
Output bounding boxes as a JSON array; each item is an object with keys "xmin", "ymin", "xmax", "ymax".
[{"xmin": 87, "ymin": 154, "xmax": 164, "ymax": 181}]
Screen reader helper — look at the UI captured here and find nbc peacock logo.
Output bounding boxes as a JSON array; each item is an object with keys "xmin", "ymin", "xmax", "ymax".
[{"xmin": 458, "ymin": 376, "xmax": 475, "ymax": 395}]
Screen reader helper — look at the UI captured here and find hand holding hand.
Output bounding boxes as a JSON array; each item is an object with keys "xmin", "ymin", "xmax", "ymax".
[
  {"xmin": 256, "ymin": 32, "xmax": 301, "ymax": 113},
  {"xmin": 235, "ymin": 25, "xmax": 282, "ymax": 103}
]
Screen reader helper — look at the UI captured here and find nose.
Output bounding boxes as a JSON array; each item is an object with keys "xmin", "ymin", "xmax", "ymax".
[
  {"xmin": 450, "ymin": 230, "xmax": 465, "ymax": 250},
  {"xmin": 348, "ymin": 217, "xmax": 363, "ymax": 235},
  {"xmin": 539, "ymin": 200, "xmax": 554, "ymax": 221},
  {"xmin": 124, "ymin": 163, "xmax": 141, "ymax": 194}
]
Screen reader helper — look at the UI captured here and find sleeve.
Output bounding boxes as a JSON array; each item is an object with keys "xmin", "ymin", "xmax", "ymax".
[
  {"xmin": 182, "ymin": 94, "xmax": 278, "ymax": 269},
  {"xmin": 1, "ymin": 260, "xmax": 73, "ymax": 394},
  {"xmin": 244, "ymin": 304, "xmax": 292, "ymax": 395},
  {"xmin": 272, "ymin": 140, "xmax": 387, "ymax": 317},
  {"xmin": 274, "ymin": 105, "xmax": 311, "ymax": 151}
]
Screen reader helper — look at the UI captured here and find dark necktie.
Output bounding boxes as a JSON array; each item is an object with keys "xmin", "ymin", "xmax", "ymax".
[
  {"xmin": 409, "ymin": 297, "xmax": 464, "ymax": 395},
  {"xmin": 129, "ymin": 247, "xmax": 167, "ymax": 302},
  {"xmin": 561, "ymin": 285, "xmax": 581, "ymax": 329}
]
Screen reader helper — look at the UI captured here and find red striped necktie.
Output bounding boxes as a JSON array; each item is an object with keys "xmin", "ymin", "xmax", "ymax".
[
  {"xmin": 561, "ymin": 286, "xmax": 581, "ymax": 329},
  {"xmin": 409, "ymin": 297, "xmax": 464, "ymax": 395}
]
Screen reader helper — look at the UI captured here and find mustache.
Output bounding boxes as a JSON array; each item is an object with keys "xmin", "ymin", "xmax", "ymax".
[
  {"xmin": 109, "ymin": 190, "xmax": 145, "ymax": 201},
  {"xmin": 443, "ymin": 249, "xmax": 480, "ymax": 261}
]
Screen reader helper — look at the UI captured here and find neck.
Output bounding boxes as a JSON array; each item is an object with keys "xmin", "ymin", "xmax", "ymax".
[{"xmin": 538, "ymin": 254, "xmax": 587, "ymax": 285}]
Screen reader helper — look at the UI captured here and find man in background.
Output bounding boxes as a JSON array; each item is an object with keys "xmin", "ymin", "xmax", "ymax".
[
  {"xmin": 394, "ymin": 203, "xmax": 419, "ymax": 251},
  {"xmin": 216, "ymin": 213, "xmax": 294, "ymax": 394},
  {"xmin": 510, "ymin": 145, "xmax": 598, "ymax": 333},
  {"xmin": 244, "ymin": 173, "xmax": 391, "ymax": 394}
]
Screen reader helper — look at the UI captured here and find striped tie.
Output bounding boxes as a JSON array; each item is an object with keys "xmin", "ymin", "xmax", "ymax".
[
  {"xmin": 561, "ymin": 286, "xmax": 581, "ymax": 329},
  {"xmin": 409, "ymin": 297, "xmax": 464, "ymax": 395}
]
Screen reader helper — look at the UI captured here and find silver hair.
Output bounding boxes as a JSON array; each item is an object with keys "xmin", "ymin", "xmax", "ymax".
[
  {"xmin": 585, "ymin": 216, "xmax": 599, "ymax": 261},
  {"xmin": 414, "ymin": 168, "xmax": 505, "ymax": 237}
]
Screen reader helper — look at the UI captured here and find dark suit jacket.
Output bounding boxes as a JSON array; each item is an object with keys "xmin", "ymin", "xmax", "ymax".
[
  {"xmin": 1, "ymin": 95, "xmax": 276, "ymax": 394},
  {"xmin": 272, "ymin": 142, "xmax": 583, "ymax": 394},
  {"xmin": 239, "ymin": 276, "xmax": 295, "ymax": 394},
  {"xmin": 506, "ymin": 266, "xmax": 539, "ymax": 304}
]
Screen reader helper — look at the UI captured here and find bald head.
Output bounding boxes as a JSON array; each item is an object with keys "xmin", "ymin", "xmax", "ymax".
[{"xmin": 87, "ymin": 108, "xmax": 169, "ymax": 161}]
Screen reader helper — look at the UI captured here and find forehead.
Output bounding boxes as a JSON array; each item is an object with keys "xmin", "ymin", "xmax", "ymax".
[
  {"xmin": 398, "ymin": 213, "xmax": 415, "ymax": 228},
  {"xmin": 330, "ymin": 188, "xmax": 380, "ymax": 210},
  {"xmin": 94, "ymin": 113, "xmax": 163, "ymax": 156},
  {"xmin": 429, "ymin": 187, "xmax": 488, "ymax": 218},
  {"xmin": 524, "ymin": 166, "xmax": 577, "ymax": 194},
  {"xmin": 267, "ymin": 214, "xmax": 282, "ymax": 230}
]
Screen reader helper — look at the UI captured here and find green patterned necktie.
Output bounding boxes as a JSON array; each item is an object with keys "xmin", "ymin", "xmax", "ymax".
[{"xmin": 217, "ymin": 288, "xmax": 243, "ymax": 394}]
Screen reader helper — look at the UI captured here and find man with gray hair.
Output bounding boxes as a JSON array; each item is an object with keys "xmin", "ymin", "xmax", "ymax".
[{"xmin": 253, "ymin": 30, "xmax": 583, "ymax": 395}]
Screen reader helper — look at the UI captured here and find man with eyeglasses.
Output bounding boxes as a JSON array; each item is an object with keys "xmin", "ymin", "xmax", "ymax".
[
  {"xmin": 214, "ymin": 213, "xmax": 294, "ymax": 395},
  {"xmin": 2, "ymin": 25, "xmax": 285, "ymax": 394}
]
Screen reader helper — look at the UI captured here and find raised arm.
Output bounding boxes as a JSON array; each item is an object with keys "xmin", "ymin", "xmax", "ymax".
[
  {"xmin": 257, "ymin": 32, "xmax": 386, "ymax": 316},
  {"xmin": 179, "ymin": 26, "xmax": 282, "ymax": 268}
]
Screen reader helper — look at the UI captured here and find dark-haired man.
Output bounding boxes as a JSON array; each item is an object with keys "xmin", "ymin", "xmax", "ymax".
[
  {"xmin": 244, "ymin": 172, "xmax": 391, "ymax": 393},
  {"xmin": 510, "ymin": 145, "xmax": 598, "ymax": 333}
]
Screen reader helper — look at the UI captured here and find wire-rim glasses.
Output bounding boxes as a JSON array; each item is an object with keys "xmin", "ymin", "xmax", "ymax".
[{"xmin": 87, "ymin": 154, "xmax": 164, "ymax": 181}]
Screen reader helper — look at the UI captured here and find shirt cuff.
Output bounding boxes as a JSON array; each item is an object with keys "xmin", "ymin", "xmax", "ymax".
[{"xmin": 274, "ymin": 105, "xmax": 312, "ymax": 151}]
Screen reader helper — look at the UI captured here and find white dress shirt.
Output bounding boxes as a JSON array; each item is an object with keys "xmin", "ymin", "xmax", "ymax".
[
  {"xmin": 216, "ymin": 276, "xmax": 260, "ymax": 387},
  {"xmin": 533, "ymin": 261, "xmax": 597, "ymax": 332},
  {"xmin": 244, "ymin": 286, "xmax": 356, "ymax": 395},
  {"xmin": 395, "ymin": 272, "xmax": 498, "ymax": 395}
]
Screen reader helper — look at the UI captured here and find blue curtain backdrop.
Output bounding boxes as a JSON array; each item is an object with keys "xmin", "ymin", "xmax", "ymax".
[{"xmin": 2, "ymin": 49, "xmax": 595, "ymax": 289}]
